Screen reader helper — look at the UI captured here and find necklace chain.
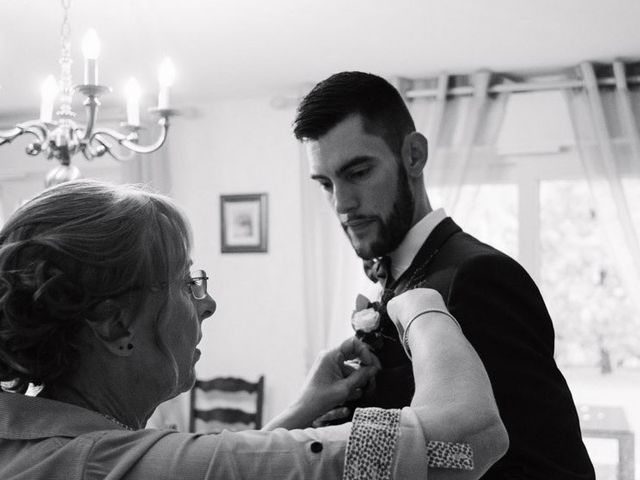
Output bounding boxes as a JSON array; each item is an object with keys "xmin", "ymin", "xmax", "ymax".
[{"xmin": 100, "ymin": 413, "xmax": 136, "ymax": 431}]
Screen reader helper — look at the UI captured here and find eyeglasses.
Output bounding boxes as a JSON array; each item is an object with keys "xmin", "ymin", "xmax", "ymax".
[{"xmin": 189, "ymin": 269, "xmax": 209, "ymax": 300}]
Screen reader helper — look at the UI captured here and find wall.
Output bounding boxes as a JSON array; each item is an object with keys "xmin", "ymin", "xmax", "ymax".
[{"xmin": 166, "ymin": 96, "xmax": 308, "ymax": 423}]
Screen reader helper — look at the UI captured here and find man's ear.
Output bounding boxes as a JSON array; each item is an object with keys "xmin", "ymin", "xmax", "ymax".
[
  {"xmin": 401, "ymin": 132, "xmax": 428, "ymax": 178},
  {"xmin": 84, "ymin": 299, "xmax": 135, "ymax": 357}
]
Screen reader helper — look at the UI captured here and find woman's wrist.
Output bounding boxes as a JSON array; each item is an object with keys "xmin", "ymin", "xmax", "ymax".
[
  {"xmin": 263, "ymin": 393, "xmax": 332, "ymax": 431},
  {"xmin": 263, "ymin": 398, "xmax": 313, "ymax": 430},
  {"xmin": 402, "ymin": 310, "xmax": 461, "ymax": 359}
]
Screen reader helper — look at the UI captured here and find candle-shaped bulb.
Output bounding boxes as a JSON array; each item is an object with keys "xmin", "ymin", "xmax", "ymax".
[
  {"xmin": 81, "ymin": 29, "xmax": 101, "ymax": 59},
  {"xmin": 82, "ymin": 29, "xmax": 100, "ymax": 85},
  {"xmin": 40, "ymin": 75, "xmax": 58, "ymax": 122},
  {"xmin": 125, "ymin": 77, "xmax": 141, "ymax": 127},
  {"xmin": 158, "ymin": 57, "xmax": 175, "ymax": 87},
  {"xmin": 157, "ymin": 57, "xmax": 175, "ymax": 109}
]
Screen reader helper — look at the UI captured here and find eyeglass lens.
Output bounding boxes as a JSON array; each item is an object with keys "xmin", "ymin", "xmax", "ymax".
[{"xmin": 190, "ymin": 269, "xmax": 208, "ymax": 300}]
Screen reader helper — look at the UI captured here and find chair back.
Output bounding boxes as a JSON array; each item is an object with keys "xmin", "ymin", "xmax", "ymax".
[{"xmin": 189, "ymin": 375, "xmax": 264, "ymax": 433}]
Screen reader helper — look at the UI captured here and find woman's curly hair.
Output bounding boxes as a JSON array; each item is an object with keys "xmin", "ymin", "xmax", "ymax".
[{"xmin": 0, "ymin": 180, "xmax": 191, "ymax": 393}]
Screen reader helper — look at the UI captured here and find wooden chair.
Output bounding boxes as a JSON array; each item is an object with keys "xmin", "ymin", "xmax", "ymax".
[{"xmin": 189, "ymin": 376, "xmax": 264, "ymax": 433}]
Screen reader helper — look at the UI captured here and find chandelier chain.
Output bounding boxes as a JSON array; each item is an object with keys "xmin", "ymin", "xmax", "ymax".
[{"xmin": 58, "ymin": 0, "xmax": 74, "ymax": 120}]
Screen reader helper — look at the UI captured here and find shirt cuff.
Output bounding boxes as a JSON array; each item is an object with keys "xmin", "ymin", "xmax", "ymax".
[
  {"xmin": 344, "ymin": 407, "xmax": 474, "ymax": 479},
  {"xmin": 344, "ymin": 407, "xmax": 429, "ymax": 480},
  {"xmin": 344, "ymin": 408, "xmax": 401, "ymax": 479}
]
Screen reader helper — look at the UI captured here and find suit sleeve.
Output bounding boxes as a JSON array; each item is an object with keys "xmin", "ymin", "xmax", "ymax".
[{"xmin": 444, "ymin": 253, "xmax": 577, "ymax": 475}]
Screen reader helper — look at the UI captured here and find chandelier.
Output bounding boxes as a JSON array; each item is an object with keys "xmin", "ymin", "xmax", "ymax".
[{"xmin": 0, "ymin": 0, "xmax": 178, "ymax": 186}]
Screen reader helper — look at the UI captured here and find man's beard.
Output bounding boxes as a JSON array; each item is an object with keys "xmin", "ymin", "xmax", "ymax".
[{"xmin": 346, "ymin": 167, "xmax": 415, "ymax": 259}]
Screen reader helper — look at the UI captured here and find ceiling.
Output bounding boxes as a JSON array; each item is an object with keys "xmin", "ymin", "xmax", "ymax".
[{"xmin": 1, "ymin": 0, "xmax": 639, "ymax": 114}]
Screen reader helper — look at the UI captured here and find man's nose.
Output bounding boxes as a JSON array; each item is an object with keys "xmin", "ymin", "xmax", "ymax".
[{"xmin": 333, "ymin": 184, "xmax": 358, "ymax": 214}]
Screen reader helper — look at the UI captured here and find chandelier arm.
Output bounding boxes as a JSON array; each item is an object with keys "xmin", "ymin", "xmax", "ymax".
[
  {"xmin": 89, "ymin": 118, "xmax": 170, "ymax": 155},
  {"xmin": 21, "ymin": 122, "xmax": 49, "ymax": 141},
  {"xmin": 80, "ymin": 94, "xmax": 101, "ymax": 142},
  {"xmin": 0, "ymin": 123, "xmax": 49, "ymax": 155},
  {"xmin": 89, "ymin": 134, "xmax": 136, "ymax": 162},
  {"xmin": 0, "ymin": 127, "xmax": 24, "ymax": 146},
  {"xmin": 0, "ymin": 122, "xmax": 48, "ymax": 142},
  {"xmin": 80, "ymin": 147, "xmax": 94, "ymax": 162}
]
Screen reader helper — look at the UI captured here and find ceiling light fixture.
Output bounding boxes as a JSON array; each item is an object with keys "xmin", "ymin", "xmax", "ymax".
[{"xmin": 0, "ymin": 0, "xmax": 178, "ymax": 187}]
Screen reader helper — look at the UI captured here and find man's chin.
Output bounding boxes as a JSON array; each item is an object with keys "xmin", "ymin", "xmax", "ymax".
[
  {"xmin": 345, "ymin": 224, "xmax": 389, "ymax": 259},
  {"xmin": 350, "ymin": 237, "xmax": 384, "ymax": 260}
]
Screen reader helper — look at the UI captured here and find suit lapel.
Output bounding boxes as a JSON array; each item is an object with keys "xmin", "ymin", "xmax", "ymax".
[{"xmin": 392, "ymin": 217, "xmax": 462, "ymax": 292}]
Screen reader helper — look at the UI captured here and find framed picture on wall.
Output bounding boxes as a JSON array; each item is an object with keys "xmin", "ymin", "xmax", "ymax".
[{"xmin": 220, "ymin": 193, "xmax": 268, "ymax": 253}]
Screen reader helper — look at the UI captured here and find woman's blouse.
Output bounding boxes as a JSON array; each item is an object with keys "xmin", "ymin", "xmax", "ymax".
[{"xmin": 0, "ymin": 392, "xmax": 447, "ymax": 479}]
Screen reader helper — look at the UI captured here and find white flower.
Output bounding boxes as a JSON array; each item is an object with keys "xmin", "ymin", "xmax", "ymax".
[{"xmin": 351, "ymin": 308, "xmax": 380, "ymax": 333}]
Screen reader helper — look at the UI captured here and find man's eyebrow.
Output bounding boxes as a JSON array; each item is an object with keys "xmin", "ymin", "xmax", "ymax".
[{"xmin": 310, "ymin": 156, "xmax": 374, "ymax": 181}]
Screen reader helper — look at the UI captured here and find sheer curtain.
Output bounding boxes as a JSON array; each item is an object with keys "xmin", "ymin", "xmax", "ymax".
[
  {"xmin": 409, "ymin": 71, "xmax": 510, "ymax": 225},
  {"xmin": 565, "ymin": 60, "xmax": 640, "ymax": 311}
]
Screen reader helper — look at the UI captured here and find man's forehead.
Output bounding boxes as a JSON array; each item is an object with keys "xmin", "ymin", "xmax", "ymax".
[
  {"xmin": 304, "ymin": 119, "xmax": 389, "ymax": 173},
  {"xmin": 305, "ymin": 139, "xmax": 366, "ymax": 176}
]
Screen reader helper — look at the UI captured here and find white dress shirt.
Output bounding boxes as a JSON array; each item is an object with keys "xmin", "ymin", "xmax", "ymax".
[{"xmin": 388, "ymin": 208, "xmax": 447, "ymax": 281}]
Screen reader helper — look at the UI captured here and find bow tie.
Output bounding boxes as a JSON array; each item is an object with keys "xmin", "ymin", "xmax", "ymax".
[{"xmin": 363, "ymin": 256, "xmax": 394, "ymax": 287}]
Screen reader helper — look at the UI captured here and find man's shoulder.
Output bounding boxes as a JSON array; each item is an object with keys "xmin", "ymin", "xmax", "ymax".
[
  {"xmin": 403, "ymin": 222, "xmax": 523, "ymax": 293},
  {"xmin": 435, "ymin": 225, "xmax": 514, "ymax": 267}
]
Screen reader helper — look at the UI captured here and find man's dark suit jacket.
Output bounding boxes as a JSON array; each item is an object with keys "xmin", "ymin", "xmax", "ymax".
[{"xmin": 355, "ymin": 217, "xmax": 595, "ymax": 479}]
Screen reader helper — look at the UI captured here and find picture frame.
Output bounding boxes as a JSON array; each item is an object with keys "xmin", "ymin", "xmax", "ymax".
[{"xmin": 220, "ymin": 193, "xmax": 268, "ymax": 253}]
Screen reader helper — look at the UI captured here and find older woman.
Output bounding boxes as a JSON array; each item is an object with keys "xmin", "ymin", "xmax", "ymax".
[{"xmin": 0, "ymin": 180, "xmax": 507, "ymax": 479}]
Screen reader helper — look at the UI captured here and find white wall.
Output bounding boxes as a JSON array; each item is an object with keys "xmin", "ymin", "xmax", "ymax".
[{"xmin": 167, "ymin": 96, "xmax": 308, "ymax": 423}]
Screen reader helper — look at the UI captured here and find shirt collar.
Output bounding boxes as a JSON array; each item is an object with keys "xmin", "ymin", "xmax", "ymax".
[
  {"xmin": 0, "ymin": 392, "xmax": 129, "ymax": 439},
  {"xmin": 389, "ymin": 208, "xmax": 447, "ymax": 280}
]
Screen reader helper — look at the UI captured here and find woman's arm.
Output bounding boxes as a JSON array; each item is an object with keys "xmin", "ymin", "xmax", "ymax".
[{"xmin": 388, "ymin": 288, "xmax": 509, "ymax": 479}]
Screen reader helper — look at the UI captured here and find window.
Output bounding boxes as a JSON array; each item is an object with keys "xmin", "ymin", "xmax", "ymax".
[{"xmin": 460, "ymin": 150, "xmax": 640, "ymax": 480}]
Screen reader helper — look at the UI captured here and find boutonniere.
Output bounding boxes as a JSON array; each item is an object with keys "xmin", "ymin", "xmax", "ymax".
[
  {"xmin": 351, "ymin": 306, "xmax": 381, "ymax": 333},
  {"xmin": 351, "ymin": 293, "xmax": 392, "ymax": 351}
]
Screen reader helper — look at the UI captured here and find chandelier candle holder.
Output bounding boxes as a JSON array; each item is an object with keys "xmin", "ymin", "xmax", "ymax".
[{"xmin": 0, "ymin": 0, "xmax": 178, "ymax": 186}]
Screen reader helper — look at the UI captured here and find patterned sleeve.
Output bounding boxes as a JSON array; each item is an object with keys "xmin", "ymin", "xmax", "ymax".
[
  {"xmin": 344, "ymin": 407, "xmax": 474, "ymax": 479},
  {"xmin": 344, "ymin": 408, "xmax": 401, "ymax": 480}
]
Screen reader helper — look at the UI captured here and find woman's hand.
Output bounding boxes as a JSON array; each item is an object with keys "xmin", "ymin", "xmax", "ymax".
[
  {"xmin": 300, "ymin": 337, "xmax": 381, "ymax": 410},
  {"xmin": 263, "ymin": 338, "xmax": 380, "ymax": 430}
]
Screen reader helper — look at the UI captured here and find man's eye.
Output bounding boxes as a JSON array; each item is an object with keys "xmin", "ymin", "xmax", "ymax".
[
  {"xmin": 349, "ymin": 168, "xmax": 370, "ymax": 180},
  {"xmin": 318, "ymin": 181, "xmax": 332, "ymax": 191}
]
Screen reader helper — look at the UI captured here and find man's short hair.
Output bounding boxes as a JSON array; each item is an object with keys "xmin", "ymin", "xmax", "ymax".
[{"xmin": 293, "ymin": 71, "xmax": 416, "ymax": 157}]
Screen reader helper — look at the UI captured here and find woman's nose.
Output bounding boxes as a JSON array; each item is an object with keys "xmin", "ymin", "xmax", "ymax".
[{"xmin": 198, "ymin": 293, "xmax": 216, "ymax": 320}]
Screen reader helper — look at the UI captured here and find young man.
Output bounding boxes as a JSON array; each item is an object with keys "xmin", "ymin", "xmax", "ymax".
[{"xmin": 293, "ymin": 71, "xmax": 595, "ymax": 480}]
